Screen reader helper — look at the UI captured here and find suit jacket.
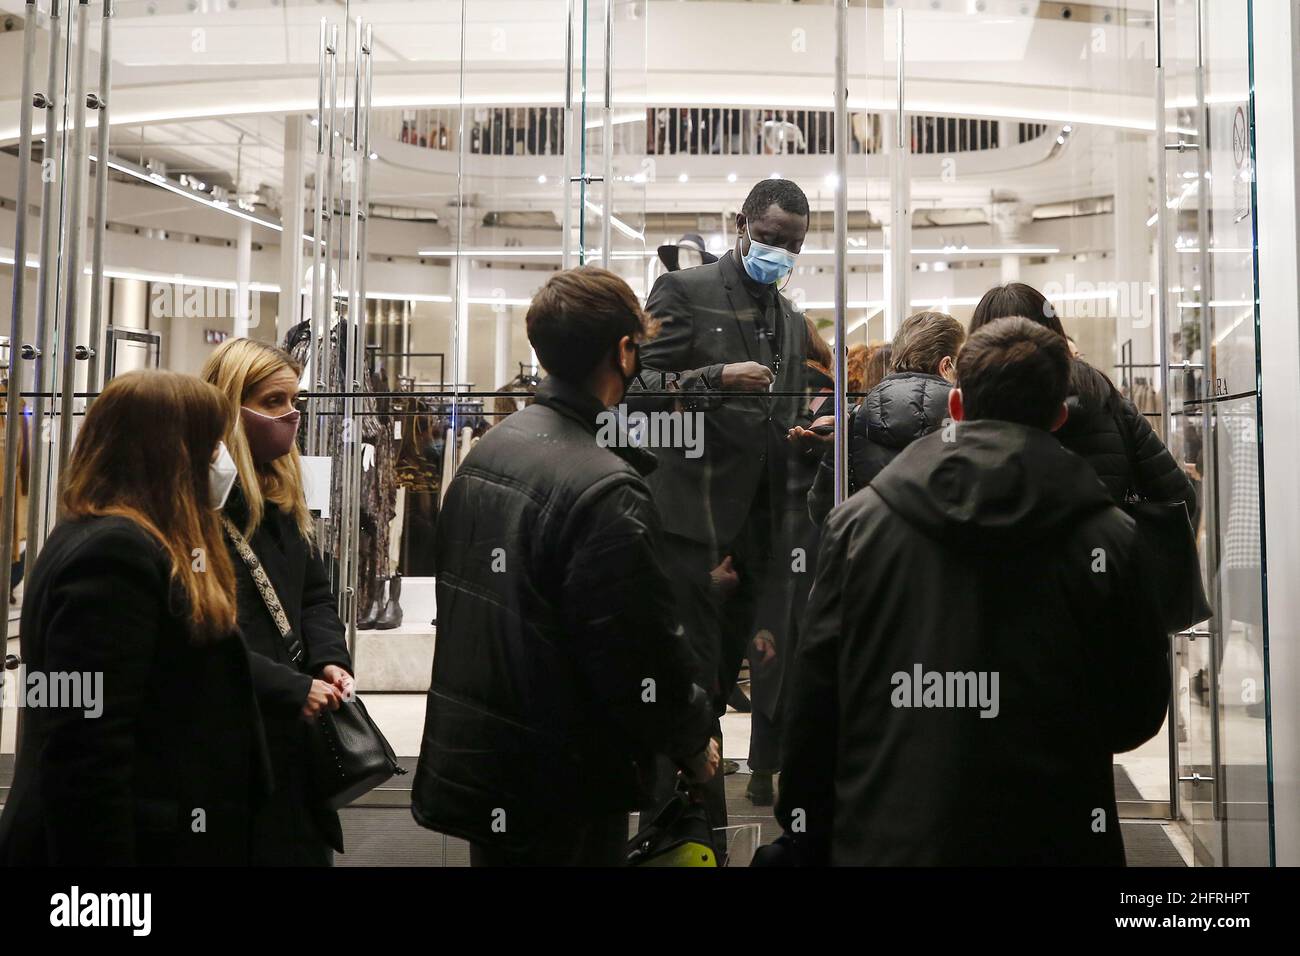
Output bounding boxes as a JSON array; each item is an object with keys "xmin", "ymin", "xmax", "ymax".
[
  {"xmin": 0, "ymin": 515, "xmax": 272, "ymax": 866},
  {"xmin": 630, "ymin": 250, "xmax": 808, "ymax": 550}
]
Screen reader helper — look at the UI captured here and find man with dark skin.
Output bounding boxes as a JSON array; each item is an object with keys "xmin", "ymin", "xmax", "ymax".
[{"xmin": 629, "ymin": 179, "xmax": 814, "ymax": 850}]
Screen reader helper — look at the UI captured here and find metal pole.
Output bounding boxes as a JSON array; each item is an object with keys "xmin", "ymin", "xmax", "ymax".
[
  {"xmin": 337, "ymin": 14, "xmax": 362, "ymax": 629},
  {"xmin": 85, "ymin": 0, "xmax": 112, "ymax": 398},
  {"xmin": 306, "ymin": 17, "xmax": 328, "ymax": 457},
  {"xmin": 600, "ymin": 0, "xmax": 613, "ymax": 267},
  {"xmin": 562, "ymin": 0, "xmax": 575, "ymax": 270},
  {"xmin": 833, "ymin": 0, "xmax": 849, "ymax": 505},
  {"xmin": 888, "ymin": 6, "xmax": 908, "ymax": 340},
  {"xmin": 1154, "ymin": 0, "xmax": 1181, "ymax": 825},
  {"xmin": 1192, "ymin": 0, "xmax": 1227, "ymax": 847},
  {"xmin": 25, "ymin": 0, "xmax": 68, "ymax": 573},
  {"xmin": 55, "ymin": 0, "xmax": 91, "ymax": 477},
  {"xmin": 1, "ymin": 0, "xmax": 42, "ymax": 749},
  {"xmin": 344, "ymin": 20, "xmax": 373, "ymax": 658}
]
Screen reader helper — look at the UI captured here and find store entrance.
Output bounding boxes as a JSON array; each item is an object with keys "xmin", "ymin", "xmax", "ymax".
[{"xmin": 1157, "ymin": 0, "xmax": 1273, "ymax": 866}]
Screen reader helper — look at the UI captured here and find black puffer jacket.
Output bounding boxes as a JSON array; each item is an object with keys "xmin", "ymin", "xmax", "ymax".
[
  {"xmin": 411, "ymin": 377, "xmax": 712, "ymax": 851},
  {"xmin": 1059, "ymin": 360, "xmax": 1196, "ymax": 512},
  {"xmin": 808, "ymin": 371, "xmax": 952, "ymax": 525}
]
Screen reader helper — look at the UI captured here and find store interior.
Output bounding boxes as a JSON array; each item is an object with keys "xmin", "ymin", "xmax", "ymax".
[{"xmin": 0, "ymin": 0, "xmax": 1278, "ymax": 865}]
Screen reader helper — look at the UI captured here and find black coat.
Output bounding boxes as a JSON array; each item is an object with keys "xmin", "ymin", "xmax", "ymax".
[
  {"xmin": 1059, "ymin": 360, "xmax": 1195, "ymax": 511},
  {"xmin": 0, "ymin": 516, "xmax": 271, "ymax": 866},
  {"xmin": 411, "ymin": 377, "xmax": 712, "ymax": 850},
  {"xmin": 629, "ymin": 250, "xmax": 808, "ymax": 551},
  {"xmin": 223, "ymin": 487, "xmax": 352, "ymax": 861},
  {"xmin": 777, "ymin": 422, "xmax": 1170, "ymax": 865},
  {"xmin": 807, "ymin": 371, "xmax": 952, "ymax": 525}
]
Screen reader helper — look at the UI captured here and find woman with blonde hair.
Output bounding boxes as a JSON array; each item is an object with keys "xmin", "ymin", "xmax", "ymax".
[
  {"xmin": 0, "ymin": 370, "xmax": 269, "ymax": 865},
  {"xmin": 201, "ymin": 337, "xmax": 353, "ymax": 866}
]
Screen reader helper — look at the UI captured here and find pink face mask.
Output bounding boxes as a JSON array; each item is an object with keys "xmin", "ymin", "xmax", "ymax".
[{"xmin": 240, "ymin": 406, "xmax": 301, "ymax": 464}]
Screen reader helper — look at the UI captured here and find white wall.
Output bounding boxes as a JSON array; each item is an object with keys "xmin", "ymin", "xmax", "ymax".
[{"xmin": 1251, "ymin": 0, "xmax": 1300, "ymax": 868}]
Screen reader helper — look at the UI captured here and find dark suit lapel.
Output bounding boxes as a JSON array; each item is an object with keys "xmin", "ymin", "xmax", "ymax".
[{"xmin": 719, "ymin": 251, "xmax": 759, "ymax": 363}]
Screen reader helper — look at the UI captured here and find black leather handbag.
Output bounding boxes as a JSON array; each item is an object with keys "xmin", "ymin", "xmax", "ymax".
[
  {"xmin": 1113, "ymin": 412, "xmax": 1213, "ymax": 634},
  {"xmin": 305, "ymin": 694, "xmax": 405, "ymax": 810},
  {"xmin": 221, "ymin": 517, "xmax": 406, "ymax": 810},
  {"xmin": 1125, "ymin": 499, "xmax": 1213, "ymax": 634}
]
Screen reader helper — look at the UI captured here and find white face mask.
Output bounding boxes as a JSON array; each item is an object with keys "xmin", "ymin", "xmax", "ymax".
[{"xmin": 209, "ymin": 441, "xmax": 238, "ymax": 510}]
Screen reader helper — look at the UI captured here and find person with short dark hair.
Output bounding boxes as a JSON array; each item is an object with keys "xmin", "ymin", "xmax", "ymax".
[
  {"xmin": 971, "ymin": 282, "xmax": 1194, "ymax": 513},
  {"xmin": 627, "ymin": 178, "xmax": 813, "ymax": 842},
  {"xmin": 807, "ymin": 311, "xmax": 965, "ymax": 525},
  {"xmin": 775, "ymin": 317, "xmax": 1170, "ymax": 865},
  {"xmin": 411, "ymin": 265, "xmax": 717, "ymax": 867}
]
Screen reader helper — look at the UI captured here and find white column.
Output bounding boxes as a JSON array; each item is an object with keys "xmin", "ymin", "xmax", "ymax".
[
  {"xmin": 455, "ymin": 258, "xmax": 471, "ymax": 384},
  {"xmin": 1112, "ymin": 133, "xmax": 1154, "ymax": 367},
  {"xmin": 885, "ymin": 115, "xmax": 910, "ymax": 339},
  {"xmin": 278, "ymin": 115, "xmax": 307, "ymax": 341},
  {"xmin": 233, "ymin": 219, "xmax": 252, "ymax": 339},
  {"xmin": 494, "ymin": 308, "xmax": 510, "ymax": 388},
  {"xmin": 1253, "ymin": 0, "xmax": 1300, "ymax": 867},
  {"xmin": 990, "ymin": 200, "xmax": 1032, "ymax": 285}
]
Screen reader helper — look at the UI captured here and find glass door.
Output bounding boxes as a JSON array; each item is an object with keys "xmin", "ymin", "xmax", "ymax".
[{"xmin": 1159, "ymin": 0, "xmax": 1274, "ymax": 866}]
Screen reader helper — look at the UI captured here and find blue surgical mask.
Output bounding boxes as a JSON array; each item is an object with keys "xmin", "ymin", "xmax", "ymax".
[{"xmin": 741, "ymin": 223, "xmax": 798, "ymax": 286}]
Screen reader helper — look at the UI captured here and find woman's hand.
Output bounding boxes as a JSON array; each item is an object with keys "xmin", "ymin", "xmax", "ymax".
[
  {"xmin": 301, "ymin": 679, "xmax": 342, "ymax": 720},
  {"xmin": 320, "ymin": 664, "xmax": 355, "ymax": 703}
]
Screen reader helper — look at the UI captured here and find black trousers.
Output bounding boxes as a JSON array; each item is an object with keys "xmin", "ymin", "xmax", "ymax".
[
  {"xmin": 469, "ymin": 812, "xmax": 628, "ymax": 867},
  {"xmin": 639, "ymin": 518, "xmax": 772, "ymax": 854}
]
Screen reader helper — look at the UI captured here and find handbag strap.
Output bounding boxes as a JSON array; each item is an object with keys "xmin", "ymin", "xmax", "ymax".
[{"xmin": 220, "ymin": 515, "xmax": 305, "ymax": 667}]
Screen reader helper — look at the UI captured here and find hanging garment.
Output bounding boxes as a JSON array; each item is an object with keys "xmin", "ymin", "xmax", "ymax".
[
  {"xmin": 0, "ymin": 383, "xmax": 30, "ymax": 562},
  {"xmin": 490, "ymin": 368, "xmax": 540, "ymax": 426},
  {"xmin": 438, "ymin": 424, "xmax": 456, "ymax": 506},
  {"xmin": 285, "ymin": 321, "xmax": 383, "ymax": 567},
  {"xmin": 357, "ymin": 364, "xmax": 399, "ymax": 612},
  {"xmin": 395, "ymin": 396, "xmax": 443, "ymax": 493}
]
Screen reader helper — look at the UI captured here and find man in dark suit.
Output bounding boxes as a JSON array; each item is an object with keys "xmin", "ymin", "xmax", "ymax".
[{"xmin": 629, "ymin": 178, "xmax": 810, "ymax": 842}]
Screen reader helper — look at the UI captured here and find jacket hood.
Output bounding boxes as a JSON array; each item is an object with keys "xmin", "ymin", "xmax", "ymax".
[
  {"xmin": 869, "ymin": 419, "xmax": 1113, "ymax": 550},
  {"xmin": 864, "ymin": 371, "xmax": 953, "ymax": 451}
]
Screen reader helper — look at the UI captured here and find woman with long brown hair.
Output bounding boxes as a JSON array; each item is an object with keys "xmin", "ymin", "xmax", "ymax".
[
  {"xmin": 202, "ymin": 337, "xmax": 352, "ymax": 866},
  {"xmin": 0, "ymin": 370, "xmax": 269, "ymax": 865}
]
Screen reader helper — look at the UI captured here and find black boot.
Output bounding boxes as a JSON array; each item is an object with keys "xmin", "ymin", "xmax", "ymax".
[
  {"xmin": 357, "ymin": 578, "xmax": 382, "ymax": 630},
  {"xmin": 746, "ymin": 771, "xmax": 774, "ymax": 806},
  {"xmin": 377, "ymin": 573, "xmax": 404, "ymax": 630}
]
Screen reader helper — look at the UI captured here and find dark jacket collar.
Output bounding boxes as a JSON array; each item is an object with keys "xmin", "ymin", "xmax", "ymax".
[
  {"xmin": 720, "ymin": 248, "xmax": 772, "ymax": 300},
  {"xmin": 533, "ymin": 376, "xmax": 658, "ymax": 477}
]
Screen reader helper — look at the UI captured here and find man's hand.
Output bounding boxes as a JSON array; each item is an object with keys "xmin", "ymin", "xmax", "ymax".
[
  {"xmin": 709, "ymin": 555, "xmax": 739, "ymax": 597},
  {"xmin": 751, "ymin": 629, "xmax": 777, "ymax": 666},
  {"xmin": 321, "ymin": 664, "xmax": 355, "ymax": 703},
  {"xmin": 682, "ymin": 738, "xmax": 722, "ymax": 784},
  {"xmin": 721, "ymin": 361, "xmax": 774, "ymax": 391},
  {"xmin": 787, "ymin": 414, "xmax": 835, "ymax": 452},
  {"xmin": 301, "ymin": 679, "xmax": 342, "ymax": 720}
]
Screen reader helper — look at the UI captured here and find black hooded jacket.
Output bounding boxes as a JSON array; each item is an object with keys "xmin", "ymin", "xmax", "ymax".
[
  {"xmin": 807, "ymin": 371, "xmax": 952, "ymax": 525},
  {"xmin": 777, "ymin": 420, "xmax": 1170, "ymax": 865}
]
